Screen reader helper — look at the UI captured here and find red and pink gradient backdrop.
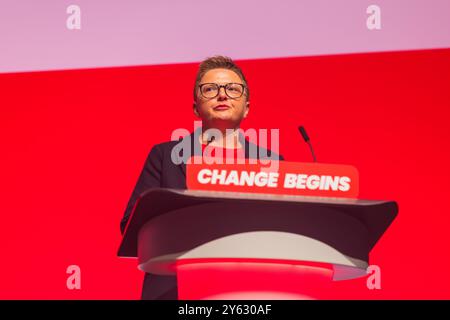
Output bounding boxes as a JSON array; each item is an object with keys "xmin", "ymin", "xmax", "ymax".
[{"xmin": 1, "ymin": 48, "xmax": 450, "ymax": 299}]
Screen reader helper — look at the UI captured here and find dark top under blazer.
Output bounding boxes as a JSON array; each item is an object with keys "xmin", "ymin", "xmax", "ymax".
[{"xmin": 120, "ymin": 132, "xmax": 283, "ymax": 299}]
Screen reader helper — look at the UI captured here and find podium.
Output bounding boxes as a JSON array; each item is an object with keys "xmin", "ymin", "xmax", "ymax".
[{"xmin": 118, "ymin": 188, "xmax": 397, "ymax": 299}]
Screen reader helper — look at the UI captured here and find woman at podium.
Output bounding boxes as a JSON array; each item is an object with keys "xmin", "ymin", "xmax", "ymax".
[{"xmin": 120, "ymin": 55, "xmax": 283, "ymax": 300}]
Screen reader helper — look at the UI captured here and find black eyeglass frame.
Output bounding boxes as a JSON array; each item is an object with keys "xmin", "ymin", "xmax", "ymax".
[{"xmin": 198, "ymin": 83, "xmax": 247, "ymax": 99}]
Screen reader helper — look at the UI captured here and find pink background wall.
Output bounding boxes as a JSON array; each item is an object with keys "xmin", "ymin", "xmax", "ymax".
[{"xmin": 1, "ymin": 0, "xmax": 450, "ymax": 73}]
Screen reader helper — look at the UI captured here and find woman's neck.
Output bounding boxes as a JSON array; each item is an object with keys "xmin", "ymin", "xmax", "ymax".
[{"xmin": 200, "ymin": 127, "xmax": 242, "ymax": 149}]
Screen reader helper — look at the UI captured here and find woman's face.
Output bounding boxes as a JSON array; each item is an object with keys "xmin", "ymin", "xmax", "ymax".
[{"xmin": 194, "ymin": 68, "xmax": 249, "ymax": 128}]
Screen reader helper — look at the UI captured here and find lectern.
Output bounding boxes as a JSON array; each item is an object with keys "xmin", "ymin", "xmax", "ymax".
[{"xmin": 118, "ymin": 187, "xmax": 398, "ymax": 299}]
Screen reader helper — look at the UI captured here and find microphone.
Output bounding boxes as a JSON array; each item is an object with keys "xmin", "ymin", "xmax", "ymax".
[{"xmin": 298, "ymin": 126, "xmax": 317, "ymax": 162}]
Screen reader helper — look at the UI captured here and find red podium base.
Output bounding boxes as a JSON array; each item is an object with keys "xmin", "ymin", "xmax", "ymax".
[{"xmin": 176, "ymin": 258, "xmax": 334, "ymax": 300}]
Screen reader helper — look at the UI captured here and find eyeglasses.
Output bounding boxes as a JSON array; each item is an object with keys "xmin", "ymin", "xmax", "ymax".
[{"xmin": 198, "ymin": 83, "xmax": 246, "ymax": 99}]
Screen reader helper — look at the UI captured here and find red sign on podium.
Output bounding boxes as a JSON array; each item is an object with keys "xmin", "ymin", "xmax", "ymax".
[{"xmin": 186, "ymin": 157, "xmax": 359, "ymax": 198}]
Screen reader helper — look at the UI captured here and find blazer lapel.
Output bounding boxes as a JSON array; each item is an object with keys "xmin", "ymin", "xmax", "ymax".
[
  {"xmin": 177, "ymin": 132, "xmax": 199, "ymax": 178},
  {"xmin": 180, "ymin": 162, "xmax": 186, "ymax": 177}
]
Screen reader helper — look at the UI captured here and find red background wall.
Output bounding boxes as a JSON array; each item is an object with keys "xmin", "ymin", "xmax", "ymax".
[{"xmin": 1, "ymin": 48, "xmax": 449, "ymax": 299}]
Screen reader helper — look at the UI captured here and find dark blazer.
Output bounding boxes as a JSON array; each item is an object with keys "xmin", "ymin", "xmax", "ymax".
[{"xmin": 120, "ymin": 132, "xmax": 283, "ymax": 300}]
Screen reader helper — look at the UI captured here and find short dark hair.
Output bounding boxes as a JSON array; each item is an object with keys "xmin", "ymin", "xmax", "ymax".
[{"xmin": 194, "ymin": 55, "xmax": 250, "ymax": 100}]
